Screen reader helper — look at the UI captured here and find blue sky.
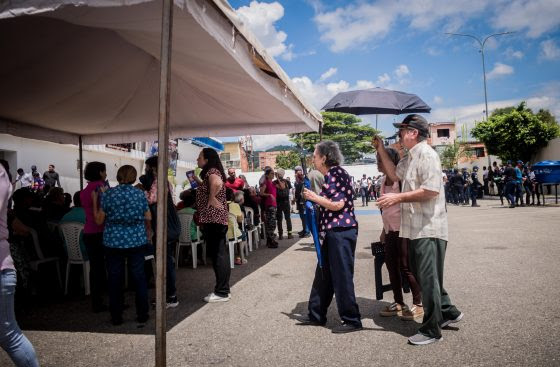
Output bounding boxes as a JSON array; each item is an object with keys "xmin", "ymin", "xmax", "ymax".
[{"xmin": 224, "ymin": 0, "xmax": 560, "ymax": 150}]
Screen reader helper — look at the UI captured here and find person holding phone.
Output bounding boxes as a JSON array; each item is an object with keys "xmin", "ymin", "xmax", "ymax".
[{"xmin": 194, "ymin": 148, "xmax": 231, "ymax": 303}]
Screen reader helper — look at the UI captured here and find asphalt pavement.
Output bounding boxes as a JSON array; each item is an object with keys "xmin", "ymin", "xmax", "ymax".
[{"xmin": 2, "ymin": 199, "xmax": 559, "ymax": 366}]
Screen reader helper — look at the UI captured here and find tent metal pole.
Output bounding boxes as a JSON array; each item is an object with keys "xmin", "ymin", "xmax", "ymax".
[
  {"xmin": 319, "ymin": 121, "xmax": 323, "ymax": 142},
  {"xmin": 78, "ymin": 135, "xmax": 84, "ymax": 190},
  {"xmin": 155, "ymin": 0, "xmax": 173, "ymax": 366}
]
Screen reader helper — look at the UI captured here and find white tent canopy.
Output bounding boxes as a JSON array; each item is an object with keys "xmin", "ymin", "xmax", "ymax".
[{"xmin": 0, "ymin": 0, "xmax": 321, "ymax": 145}]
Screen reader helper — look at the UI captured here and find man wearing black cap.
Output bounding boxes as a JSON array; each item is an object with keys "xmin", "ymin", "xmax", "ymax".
[{"xmin": 375, "ymin": 114, "xmax": 463, "ymax": 346}]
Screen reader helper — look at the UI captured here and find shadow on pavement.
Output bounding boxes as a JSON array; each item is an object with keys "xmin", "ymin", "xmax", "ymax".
[
  {"xmin": 16, "ymin": 237, "xmax": 300, "ymax": 335},
  {"xmin": 284, "ymin": 297, "xmax": 417, "ymax": 337}
]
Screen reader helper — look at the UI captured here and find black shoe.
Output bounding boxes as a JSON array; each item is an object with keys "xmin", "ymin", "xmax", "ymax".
[
  {"xmin": 332, "ymin": 322, "xmax": 363, "ymax": 334},
  {"xmin": 278, "ymin": 234, "xmax": 284, "ymax": 240},
  {"xmin": 471, "ymin": 204, "xmax": 480, "ymax": 207},
  {"xmin": 295, "ymin": 315, "xmax": 325, "ymax": 326},
  {"xmin": 166, "ymin": 295, "xmax": 179, "ymax": 308},
  {"xmin": 267, "ymin": 241, "xmax": 278, "ymax": 248},
  {"xmin": 509, "ymin": 204, "xmax": 515, "ymax": 208},
  {"xmin": 300, "ymin": 232, "xmax": 311, "ymax": 238}
]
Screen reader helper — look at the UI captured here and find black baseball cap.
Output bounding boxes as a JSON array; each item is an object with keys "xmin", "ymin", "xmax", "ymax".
[{"xmin": 393, "ymin": 114, "xmax": 430, "ymax": 137}]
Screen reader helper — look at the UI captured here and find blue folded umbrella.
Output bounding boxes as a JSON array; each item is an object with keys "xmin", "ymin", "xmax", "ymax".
[{"xmin": 303, "ymin": 176, "xmax": 323, "ymax": 269}]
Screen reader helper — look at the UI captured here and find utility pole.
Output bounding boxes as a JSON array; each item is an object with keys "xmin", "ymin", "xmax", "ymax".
[{"xmin": 445, "ymin": 31, "xmax": 514, "ymax": 167}]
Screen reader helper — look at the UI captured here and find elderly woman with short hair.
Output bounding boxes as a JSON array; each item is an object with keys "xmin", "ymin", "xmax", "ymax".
[
  {"xmin": 93, "ymin": 165, "xmax": 151, "ymax": 325},
  {"xmin": 298, "ymin": 140, "xmax": 362, "ymax": 334}
]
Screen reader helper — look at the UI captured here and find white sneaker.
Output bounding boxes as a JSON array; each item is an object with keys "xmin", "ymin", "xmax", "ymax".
[
  {"xmin": 441, "ymin": 312, "xmax": 464, "ymax": 328},
  {"xmin": 203, "ymin": 292, "xmax": 231, "ymax": 303}
]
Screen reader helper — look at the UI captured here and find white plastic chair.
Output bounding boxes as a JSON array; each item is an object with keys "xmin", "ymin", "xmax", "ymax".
[
  {"xmin": 227, "ymin": 213, "xmax": 246, "ymax": 268},
  {"xmin": 58, "ymin": 222, "xmax": 89, "ymax": 295},
  {"xmin": 28, "ymin": 228, "xmax": 62, "ymax": 290},
  {"xmin": 177, "ymin": 212, "xmax": 206, "ymax": 269},
  {"xmin": 243, "ymin": 206, "xmax": 259, "ymax": 251}
]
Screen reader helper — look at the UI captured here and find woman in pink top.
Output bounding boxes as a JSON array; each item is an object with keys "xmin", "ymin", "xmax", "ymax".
[
  {"xmin": 0, "ymin": 161, "xmax": 40, "ymax": 367},
  {"xmin": 376, "ymin": 147, "xmax": 423, "ymax": 321},
  {"xmin": 80, "ymin": 161, "xmax": 109, "ymax": 313},
  {"xmin": 260, "ymin": 168, "xmax": 278, "ymax": 248}
]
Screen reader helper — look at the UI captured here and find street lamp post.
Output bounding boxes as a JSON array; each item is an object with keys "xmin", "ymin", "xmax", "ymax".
[{"xmin": 445, "ymin": 31, "xmax": 514, "ymax": 167}]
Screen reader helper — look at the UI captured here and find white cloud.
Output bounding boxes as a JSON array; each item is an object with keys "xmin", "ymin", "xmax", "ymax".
[
  {"xmin": 236, "ymin": 1, "xmax": 294, "ymax": 61},
  {"xmin": 313, "ymin": 1, "xmax": 560, "ymax": 52},
  {"xmin": 486, "ymin": 62, "xmax": 514, "ymax": 80},
  {"xmin": 252, "ymin": 134, "xmax": 293, "ymax": 151},
  {"xmin": 292, "ymin": 63, "xmax": 414, "ymax": 110},
  {"xmin": 313, "ymin": 0, "xmax": 490, "ymax": 52},
  {"xmin": 319, "ymin": 67, "xmax": 338, "ymax": 81},
  {"xmin": 540, "ymin": 40, "xmax": 560, "ymax": 61},
  {"xmin": 430, "ymin": 92, "xmax": 560, "ymax": 134},
  {"xmin": 434, "ymin": 96, "xmax": 444, "ymax": 104},
  {"xmin": 292, "ymin": 75, "xmax": 379, "ymax": 110},
  {"xmin": 394, "ymin": 64, "xmax": 410, "ymax": 78},
  {"xmin": 426, "ymin": 47, "xmax": 442, "ymax": 56},
  {"xmin": 504, "ymin": 47, "xmax": 524, "ymax": 60},
  {"xmin": 492, "ymin": 0, "xmax": 560, "ymax": 38},
  {"xmin": 376, "ymin": 73, "xmax": 391, "ymax": 86}
]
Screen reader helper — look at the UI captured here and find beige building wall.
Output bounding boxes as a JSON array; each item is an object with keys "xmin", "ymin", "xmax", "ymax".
[
  {"xmin": 428, "ymin": 123, "xmax": 457, "ymax": 146},
  {"xmin": 533, "ymin": 137, "xmax": 560, "ymax": 163}
]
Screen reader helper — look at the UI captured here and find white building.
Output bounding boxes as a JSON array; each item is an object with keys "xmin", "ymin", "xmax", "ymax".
[{"xmin": 0, "ymin": 134, "xmax": 223, "ymax": 200}]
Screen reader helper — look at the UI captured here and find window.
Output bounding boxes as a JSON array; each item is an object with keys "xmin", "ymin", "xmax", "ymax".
[
  {"xmin": 220, "ymin": 153, "xmax": 231, "ymax": 161},
  {"xmin": 437, "ymin": 129, "xmax": 450, "ymax": 138},
  {"xmin": 106, "ymin": 143, "xmax": 132, "ymax": 152},
  {"xmin": 474, "ymin": 147, "xmax": 485, "ymax": 157}
]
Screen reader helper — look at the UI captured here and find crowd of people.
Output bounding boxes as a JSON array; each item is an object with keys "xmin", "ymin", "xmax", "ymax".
[
  {"xmin": 354, "ymin": 174, "xmax": 383, "ymax": 206},
  {"xmin": 443, "ymin": 160, "xmax": 543, "ymax": 208},
  {"xmin": 0, "ymin": 148, "xmax": 320, "ymax": 349},
  {"xmin": 8, "ymin": 112, "xmax": 529, "ymax": 365}
]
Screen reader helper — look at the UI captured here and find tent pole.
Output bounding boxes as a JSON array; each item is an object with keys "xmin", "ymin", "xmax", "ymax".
[
  {"xmin": 78, "ymin": 135, "xmax": 84, "ymax": 190},
  {"xmin": 319, "ymin": 121, "xmax": 323, "ymax": 142},
  {"xmin": 155, "ymin": 0, "xmax": 173, "ymax": 366}
]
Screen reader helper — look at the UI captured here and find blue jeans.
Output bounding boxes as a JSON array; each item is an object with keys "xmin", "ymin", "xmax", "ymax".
[
  {"xmin": 505, "ymin": 181, "xmax": 516, "ymax": 205},
  {"xmin": 308, "ymin": 228, "xmax": 362, "ymax": 327},
  {"xmin": 0, "ymin": 270, "xmax": 39, "ymax": 367},
  {"xmin": 105, "ymin": 247, "xmax": 149, "ymax": 322},
  {"xmin": 297, "ymin": 205, "xmax": 309, "ymax": 234}
]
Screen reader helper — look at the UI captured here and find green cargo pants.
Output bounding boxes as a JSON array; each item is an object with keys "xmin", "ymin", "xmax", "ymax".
[{"xmin": 408, "ymin": 237, "xmax": 462, "ymax": 338}]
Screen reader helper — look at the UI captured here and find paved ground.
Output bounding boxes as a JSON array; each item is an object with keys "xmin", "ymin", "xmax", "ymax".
[{"xmin": 2, "ymin": 199, "xmax": 560, "ymax": 366}]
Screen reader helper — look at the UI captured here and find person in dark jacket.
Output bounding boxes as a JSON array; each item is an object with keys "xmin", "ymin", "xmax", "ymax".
[{"xmin": 470, "ymin": 167, "xmax": 482, "ymax": 207}]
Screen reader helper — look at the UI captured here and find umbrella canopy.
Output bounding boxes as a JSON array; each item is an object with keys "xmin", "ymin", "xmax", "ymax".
[
  {"xmin": 322, "ymin": 87, "xmax": 431, "ymax": 115},
  {"xmin": 0, "ymin": 0, "xmax": 321, "ymax": 145}
]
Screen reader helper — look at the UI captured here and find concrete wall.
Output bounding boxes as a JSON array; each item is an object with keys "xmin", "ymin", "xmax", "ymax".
[
  {"xmin": 0, "ymin": 134, "xmax": 145, "ymax": 196},
  {"xmin": 534, "ymin": 137, "xmax": 560, "ymax": 162},
  {"xmin": 1, "ymin": 134, "xmax": 195, "ymax": 201},
  {"xmin": 237, "ymin": 164, "xmax": 381, "ymax": 188}
]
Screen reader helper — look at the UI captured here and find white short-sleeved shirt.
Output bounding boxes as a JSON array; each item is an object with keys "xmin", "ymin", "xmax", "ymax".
[{"xmin": 396, "ymin": 141, "xmax": 448, "ymax": 241}]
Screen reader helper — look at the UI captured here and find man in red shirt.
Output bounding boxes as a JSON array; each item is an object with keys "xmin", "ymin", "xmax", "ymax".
[{"xmin": 225, "ymin": 168, "xmax": 245, "ymax": 192}]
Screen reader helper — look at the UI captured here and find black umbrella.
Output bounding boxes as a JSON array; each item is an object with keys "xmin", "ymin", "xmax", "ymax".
[{"xmin": 322, "ymin": 87, "xmax": 431, "ymax": 115}]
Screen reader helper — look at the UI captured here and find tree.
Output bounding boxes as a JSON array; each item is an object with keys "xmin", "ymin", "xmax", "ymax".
[
  {"xmin": 439, "ymin": 142, "xmax": 474, "ymax": 169},
  {"xmin": 275, "ymin": 151, "xmax": 301, "ymax": 170},
  {"xmin": 289, "ymin": 112, "xmax": 379, "ymax": 164},
  {"xmin": 471, "ymin": 102, "xmax": 560, "ymax": 162}
]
